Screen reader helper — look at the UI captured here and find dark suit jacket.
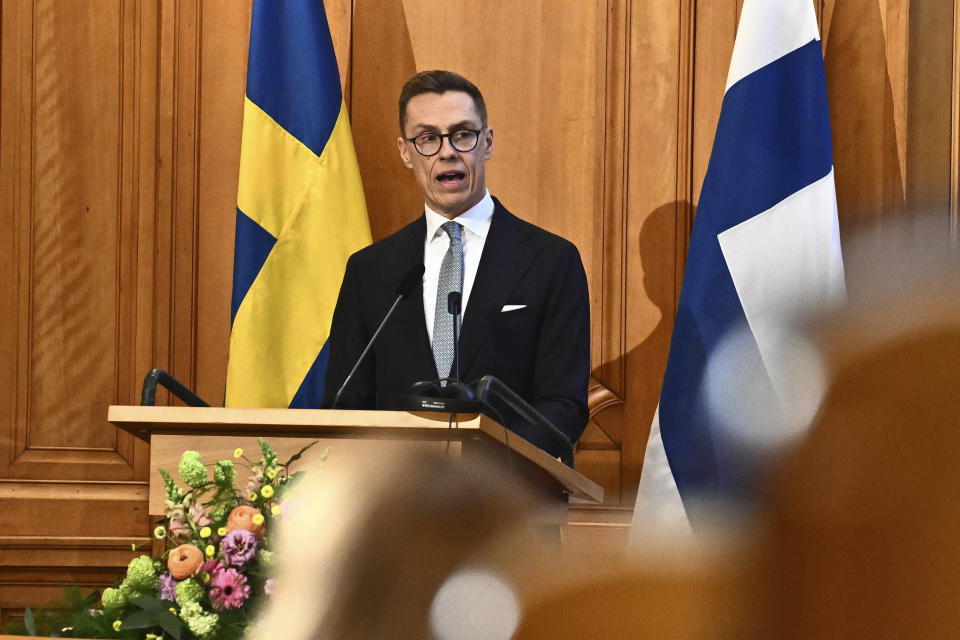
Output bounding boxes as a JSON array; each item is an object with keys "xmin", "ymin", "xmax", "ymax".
[{"xmin": 321, "ymin": 197, "xmax": 590, "ymax": 458}]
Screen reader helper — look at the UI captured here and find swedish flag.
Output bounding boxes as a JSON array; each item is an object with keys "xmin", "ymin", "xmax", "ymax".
[{"xmin": 226, "ymin": 0, "xmax": 371, "ymax": 408}]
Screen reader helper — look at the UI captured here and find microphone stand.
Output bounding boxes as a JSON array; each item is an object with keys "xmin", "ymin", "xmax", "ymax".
[
  {"xmin": 331, "ymin": 263, "xmax": 424, "ymax": 408},
  {"xmin": 332, "ymin": 294, "xmax": 403, "ymax": 408},
  {"xmin": 449, "ymin": 291, "xmax": 462, "ymax": 383}
]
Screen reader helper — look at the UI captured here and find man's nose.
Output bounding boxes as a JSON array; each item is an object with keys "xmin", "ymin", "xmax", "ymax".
[{"xmin": 438, "ymin": 136, "xmax": 459, "ymax": 158}]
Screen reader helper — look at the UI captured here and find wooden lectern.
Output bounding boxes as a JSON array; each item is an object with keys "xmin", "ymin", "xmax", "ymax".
[{"xmin": 107, "ymin": 406, "xmax": 603, "ymax": 523}]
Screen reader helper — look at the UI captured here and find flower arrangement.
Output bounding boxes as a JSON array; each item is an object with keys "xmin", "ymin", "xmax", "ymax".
[{"xmin": 6, "ymin": 438, "xmax": 320, "ymax": 639}]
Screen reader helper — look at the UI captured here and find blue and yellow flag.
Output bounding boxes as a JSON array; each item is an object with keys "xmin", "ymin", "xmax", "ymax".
[{"xmin": 226, "ymin": 0, "xmax": 371, "ymax": 408}]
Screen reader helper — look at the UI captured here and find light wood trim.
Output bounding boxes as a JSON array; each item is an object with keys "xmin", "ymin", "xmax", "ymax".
[
  {"xmin": 952, "ymin": 0, "xmax": 960, "ymax": 241},
  {"xmin": 598, "ymin": 0, "xmax": 629, "ymax": 399},
  {"xmin": 113, "ymin": 406, "xmax": 604, "ymax": 507},
  {"xmin": 588, "ymin": 377, "xmax": 624, "ymax": 418},
  {"xmin": 674, "ymin": 0, "xmax": 695, "ymax": 294},
  {"xmin": 0, "ymin": 480, "xmax": 147, "ymax": 500},
  {"xmin": 109, "ymin": 405, "xmax": 485, "ymax": 439},
  {"xmin": 0, "ymin": 536, "xmax": 145, "ymax": 549},
  {"xmin": 566, "ymin": 504, "xmax": 634, "ymax": 527},
  {"xmin": 475, "ymin": 415, "xmax": 605, "ymax": 504}
]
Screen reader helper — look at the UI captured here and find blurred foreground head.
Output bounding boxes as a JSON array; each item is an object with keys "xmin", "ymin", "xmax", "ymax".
[
  {"xmin": 247, "ymin": 448, "xmax": 546, "ymax": 640},
  {"xmin": 759, "ymin": 216, "xmax": 960, "ymax": 637}
]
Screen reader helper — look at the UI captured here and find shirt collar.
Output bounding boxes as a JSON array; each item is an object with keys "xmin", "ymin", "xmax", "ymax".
[{"xmin": 424, "ymin": 190, "xmax": 494, "ymax": 242}]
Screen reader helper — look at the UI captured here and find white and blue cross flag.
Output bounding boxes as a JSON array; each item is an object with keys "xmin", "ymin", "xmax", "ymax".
[{"xmin": 632, "ymin": 0, "xmax": 846, "ymax": 537}]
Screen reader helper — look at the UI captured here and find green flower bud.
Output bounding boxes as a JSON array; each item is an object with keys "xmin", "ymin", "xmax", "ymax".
[
  {"xmin": 159, "ymin": 468, "xmax": 184, "ymax": 502},
  {"xmin": 178, "ymin": 450, "xmax": 207, "ymax": 488},
  {"xmin": 257, "ymin": 438, "xmax": 278, "ymax": 467},
  {"xmin": 181, "ymin": 602, "xmax": 219, "ymax": 638},
  {"xmin": 101, "ymin": 587, "xmax": 125, "ymax": 610},
  {"xmin": 256, "ymin": 549, "xmax": 275, "ymax": 567},
  {"xmin": 213, "ymin": 460, "xmax": 236, "ymax": 487},
  {"xmin": 210, "ymin": 504, "xmax": 228, "ymax": 523},
  {"xmin": 175, "ymin": 578, "xmax": 204, "ymax": 605},
  {"xmin": 123, "ymin": 555, "xmax": 157, "ymax": 592}
]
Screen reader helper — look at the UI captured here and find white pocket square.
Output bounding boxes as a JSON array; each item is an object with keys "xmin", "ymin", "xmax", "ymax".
[{"xmin": 501, "ymin": 304, "xmax": 526, "ymax": 312}]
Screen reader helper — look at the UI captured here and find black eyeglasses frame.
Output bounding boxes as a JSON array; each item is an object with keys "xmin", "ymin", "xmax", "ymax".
[{"xmin": 405, "ymin": 129, "xmax": 483, "ymax": 157}]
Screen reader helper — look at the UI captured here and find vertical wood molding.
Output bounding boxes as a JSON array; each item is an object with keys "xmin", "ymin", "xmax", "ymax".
[
  {"xmin": 675, "ymin": 0, "xmax": 695, "ymax": 303},
  {"xmin": 952, "ymin": 0, "xmax": 960, "ymax": 240},
  {"xmin": 156, "ymin": 0, "xmax": 202, "ymax": 399},
  {"xmin": 599, "ymin": 0, "xmax": 629, "ymax": 400}
]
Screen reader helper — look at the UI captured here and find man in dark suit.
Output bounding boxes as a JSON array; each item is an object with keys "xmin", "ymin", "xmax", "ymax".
[{"xmin": 322, "ymin": 70, "xmax": 590, "ymax": 459}]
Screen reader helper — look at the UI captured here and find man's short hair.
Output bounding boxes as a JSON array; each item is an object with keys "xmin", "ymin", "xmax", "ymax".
[{"xmin": 398, "ymin": 70, "xmax": 487, "ymax": 133}]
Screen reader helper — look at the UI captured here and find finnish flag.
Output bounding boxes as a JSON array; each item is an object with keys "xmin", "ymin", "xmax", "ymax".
[{"xmin": 631, "ymin": 0, "xmax": 846, "ymax": 541}]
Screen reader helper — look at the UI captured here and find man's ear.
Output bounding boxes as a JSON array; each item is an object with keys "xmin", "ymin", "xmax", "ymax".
[
  {"xmin": 398, "ymin": 136, "xmax": 414, "ymax": 168},
  {"xmin": 482, "ymin": 127, "xmax": 494, "ymax": 160}
]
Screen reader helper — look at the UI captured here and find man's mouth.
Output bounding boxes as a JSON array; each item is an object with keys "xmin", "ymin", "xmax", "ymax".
[{"xmin": 436, "ymin": 170, "xmax": 466, "ymax": 185}]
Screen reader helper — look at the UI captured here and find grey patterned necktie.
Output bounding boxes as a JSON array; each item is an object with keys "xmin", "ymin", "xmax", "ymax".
[{"xmin": 432, "ymin": 221, "xmax": 464, "ymax": 379}]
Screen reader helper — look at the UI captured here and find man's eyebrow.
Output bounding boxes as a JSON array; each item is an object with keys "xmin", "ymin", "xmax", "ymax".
[{"xmin": 410, "ymin": 119, "xmax": 479, "ymax": 132}]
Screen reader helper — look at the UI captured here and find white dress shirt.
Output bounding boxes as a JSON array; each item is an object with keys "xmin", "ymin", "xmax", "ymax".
[{"xmin": 422, "ymin": 191, "xmax": 494, "ymax": 343}]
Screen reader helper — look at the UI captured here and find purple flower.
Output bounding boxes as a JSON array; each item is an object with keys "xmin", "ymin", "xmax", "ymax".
[
  {"xmin": 264, "ymin": 578, "xmax": 276, "ymax": 596},
  {"xmin": 220, "ymin": 529, "xmax": 258, "ymax": 568},
  {"xmin": 201, "ymin": 559, "xmax": 223, "ymax": 578},
  {"xmin": 208, "ymin": 567, "xmax": 251, "ymax": 610},
  {"xmin": 189, "ymin": 503, "xmax": 213, "ymax": 528},
  {"xmin": 157, "ymin": 572, "xmax": 179, "ymax": 601},
  {"xmin": 167, "ymin": 505, "xmax": 191, "ymax": 541}
]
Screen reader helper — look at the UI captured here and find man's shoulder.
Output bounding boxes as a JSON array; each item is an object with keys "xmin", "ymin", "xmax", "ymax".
[{"xmin": 347, "ymin": 216, "xmax": 424, "ymax": 267}]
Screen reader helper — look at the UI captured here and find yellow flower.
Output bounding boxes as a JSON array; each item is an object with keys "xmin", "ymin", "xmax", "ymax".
[
  {"xmin": 217, "ymin": 527, "xmax": 227, "ymax": 536},
  {"xmin": 271, "ymin": 504, "xmax": 281, "ymax": 516},
  {"xmin": 200, "ymin": 571, "xmax": 211, "ymax": 584},
  {"xmin": 248, "ymin": 492, "xmax": 257, "ymax": 501},
  {"xmin": 260, "ymin": 485, "xmax": 275, "ymax": 499},
  {"xmin": 233, "ymin": 448, "xmax": 243, "ymax": 458},
  {"xmin": 146, "ymin": 634, "xmax": 158, "ymax": 639},
  {"xmin": 112, "ymin": 620, "xmax": 122, "ymax": 632},
  {"xmin": 252, "ymin": 513, "xmax": 265, "ymax": 526},
  {"xmin": 205, "ymin": 544, "xmax": 215, "ymax": 558},
  {"xmin": 153, "ymin": 525, "xmax": 166, "ymax": 539},
  {"xmin": 199, "ymin": 526, "xmax": 212, "ymax": 539},
  {"xmin": 266, "ymin": 468, "xmax": 278, "ymax": 479}
]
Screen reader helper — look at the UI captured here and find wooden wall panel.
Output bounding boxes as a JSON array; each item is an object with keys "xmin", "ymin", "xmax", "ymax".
[
  {"xmin": 2, "ymin": 1, "xmax": 136, "ymax": 479},
  {"xmin": 0, "ymin": 0, "xmax": 202, "ymax": 612}
]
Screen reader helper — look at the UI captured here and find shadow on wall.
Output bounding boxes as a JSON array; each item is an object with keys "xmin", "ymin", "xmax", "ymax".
[
  {"xmin": 583, "ymin": 201, "xmax": 691, "ymax": 504},
  {"xmin": 350, "ymin": 0, "xmax": 424, "ymax": 241}
]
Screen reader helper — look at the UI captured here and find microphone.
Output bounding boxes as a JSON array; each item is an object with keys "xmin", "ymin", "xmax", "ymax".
[
  {"xmin": 399, "ymin": 289, "xmax": 475, "ymax": 405},
  {"xmin": 331, "ymin": 263, "xmax": 425, "ymax": 409},
  {"xmin": 447, "ymin": 291, "xmax": 462, "ymax": 381}
]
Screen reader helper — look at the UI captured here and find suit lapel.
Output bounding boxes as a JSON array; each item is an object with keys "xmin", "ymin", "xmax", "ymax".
[
  {"xmin": 458, "ymin": 199, "xmax": 539, "ymax": 376},
  {"xmin": 389, "ymin": 216, "xmax": 438, "ymax": 378}
]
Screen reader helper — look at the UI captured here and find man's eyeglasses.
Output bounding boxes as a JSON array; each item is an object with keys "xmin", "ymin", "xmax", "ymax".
[{"xmin": 405, "ymin": 129, "xmax": 481, "ymax": 157}]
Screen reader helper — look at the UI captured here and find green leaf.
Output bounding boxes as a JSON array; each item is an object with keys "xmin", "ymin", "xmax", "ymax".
[
  {"xmin": 24, "ymin": 606, "xmax": 36, "ymax": 636},
  {"xmin": 78, "ymin": 588, "xmax": 101, "ymax": 609},
  {"xmin": 156, "ymin": 611, "xmax": 183, "ymax": 640},
  {"xmin": 284, "ymin": 440, "xmax": 320, "ymax": 467},
  {"xmin": 120, "ymin": 595, "xmax": 182, "ymax": 633}
]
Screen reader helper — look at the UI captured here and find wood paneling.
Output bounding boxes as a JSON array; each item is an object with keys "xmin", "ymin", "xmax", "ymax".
[
  {"xmin": 954, "ymin": 0, "xmax": 960, "ymax": 239},
  {"xmin": 0, "ymin": 0, "xmax": 210, "ymax": 611}
]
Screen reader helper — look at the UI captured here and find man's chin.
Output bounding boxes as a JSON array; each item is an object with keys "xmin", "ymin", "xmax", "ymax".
[
  {"xmin": 430, "ymin": 191, "xmax": 482, "ymax": 217},
  {"xmin": 430, "ymin": 196, "xmax": 469, "ymax": 218}
]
